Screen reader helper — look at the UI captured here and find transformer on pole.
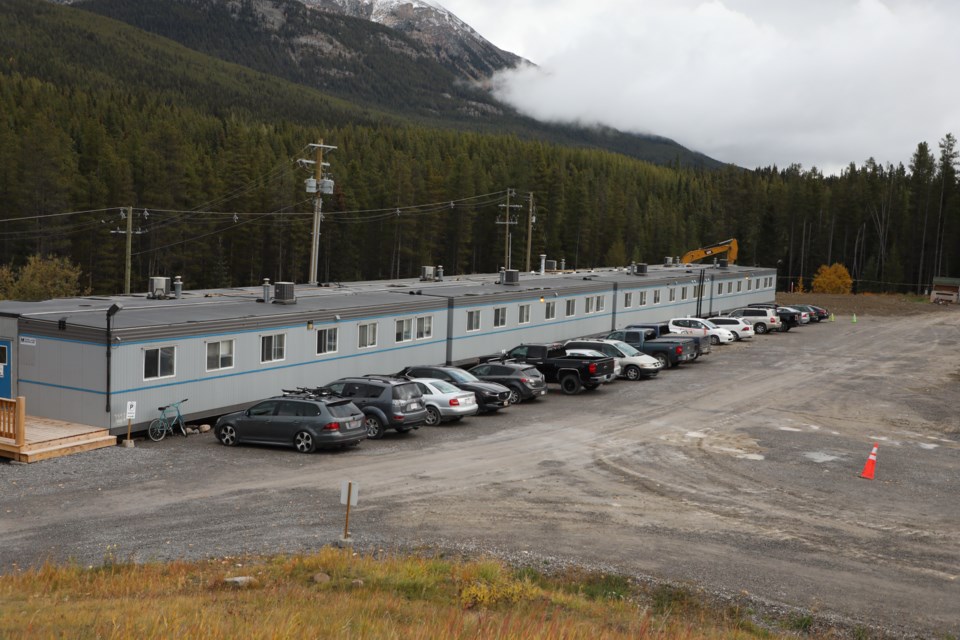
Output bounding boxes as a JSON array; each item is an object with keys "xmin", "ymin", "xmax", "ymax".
[{"xmin": 301, "ymin": 140, "xmax": 337, "ymax": 286}]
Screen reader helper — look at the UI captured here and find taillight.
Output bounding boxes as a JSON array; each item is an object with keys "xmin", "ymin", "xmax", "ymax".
[
  {"xmin": 323, "ymin": 422, "xmax": 340, "ymax": 431},
  {"xmin": 675, "ymin": 346, "xmax": 682, "ymax": 355},
  {"xmin": 588, "ymin": 362, "xmax": 597, "ymax": 374},
  {"xmin": 520, "ymin": 378, "xmax": 529, "ymax": 384},
  {"xmin": 449, "ymin": 398, "xmax": 460, "ymax": 406}
]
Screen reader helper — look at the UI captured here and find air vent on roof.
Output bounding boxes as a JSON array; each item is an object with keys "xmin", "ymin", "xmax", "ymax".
[
  {"xmin": 719, "ymin": 259, "xmax": 729, "ymax": 269},
  {"xmin": 636, "ymin": 263, "xmax": 648, "ymax": 275},
  {"xmin": 420, "ymin": 265, "xmax": 435, "ymax": 281},
  {"xmin": 502, "ymin": 269, "xmax": 520, "ymax": 285},
  {"xmin": 273, "ymin": 281, "xmax": 296, "ymax": 304},
  {"xmin": 544, "ymin": 259, "xmax": 557, "ymax": 271}
]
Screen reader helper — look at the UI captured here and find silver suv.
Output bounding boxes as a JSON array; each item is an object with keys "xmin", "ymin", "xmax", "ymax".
[
  {"xmin": 726, "ymin": 307, "xmax": 782, "ymax": 334},
  {"xmin": 324, "ymin": 376, "xmax": 427, "ymax": 439}
]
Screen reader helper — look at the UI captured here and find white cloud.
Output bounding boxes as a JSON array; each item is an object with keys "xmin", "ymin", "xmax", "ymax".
[{"xmin": 441, "ymin": 0, "xmax": 960, "ymax": 174}]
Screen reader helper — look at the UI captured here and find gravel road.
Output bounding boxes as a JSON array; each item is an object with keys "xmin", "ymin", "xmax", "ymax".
[{"xmin": 2, "ymin": 304, "xmax": 958, "ymax": 638}]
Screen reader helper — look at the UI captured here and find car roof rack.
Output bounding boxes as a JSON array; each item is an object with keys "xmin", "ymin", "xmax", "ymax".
[{"xmin": 281, "ymin": 386, "xmax": 342, "ymax": 400}]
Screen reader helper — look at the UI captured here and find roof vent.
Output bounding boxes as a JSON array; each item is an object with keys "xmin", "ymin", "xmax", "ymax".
[
  {"xmin": 664, "ymin": 256, "xmax": 673, "ymax": 266},
  {"xmin": 273, "ymin": 281, "xmax": 296, "ymax": 304},
  {"xmin": 502, "ymin": 269, "xmax": 520, "ymax": 285},
  {"xmin": 719, "ymin": 259, "xmax": 729, "ymax": 269},
  {"xmin": 544, "ymin": 259, "xmax": 557, "ymax": 271},
  {"xmin": 420, "ymin": 265, "xmax": 436, "ymax": 281},
  {"xmin": 636, "ymin": 263, "xmax": 648, "ymax": 275}
]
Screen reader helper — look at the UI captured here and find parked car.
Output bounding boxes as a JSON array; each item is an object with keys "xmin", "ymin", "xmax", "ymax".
[
  {"xmin": 605, "ymin": 328, "xmax": 694, "ymax": 368},
  {"xmin": 627, "ymin": 323, "xmax": 711, "ymax": 358},
  {"xmin": 324, "ymin": 376, "xmax": 427, "ymax": 439},
  {"xmin": 746, "ymin": 303, "xmax": 800, "ymax": 330},
  {"xmin": 668, "ymin": 317, "xmax": 736, "ymax": 345},
  {"xmin": 564, "ymin": 338, "xmax": 662, "ymax": 380},
  {"xmin": 565, "ymin": 348, "xmax": 622, "ymax": 378},
  {"xmin": 502, "ymin": 343, "xmax": 617, "ymax": 394},
  {"xmin": 725, "ymin": 307, "xmax": 782, "ymax": 334},
  {"xmin": 396, "ymin": 365, "xmax": 511, "ymax": 412},
  {"xmin": 791, "ymin": 303, "xmax": 827, "ymax": 322},
  {"xmin": 808, "ymin": 304, "xmax": 830, "ymax": 321},
  {"xmin": 466, "ymin": 361, "xmax": 548, "ymax": 404},
  {"xmin": 706, "ymin": 316, "xmax": 755, "ymax": 340},
  {"xmin": 409, "ymin": 378, "xmax": 479, "ymax": 425},
  {"xmin": 214, "ymin": 390, "xmax": 367, "ymax": 453}
]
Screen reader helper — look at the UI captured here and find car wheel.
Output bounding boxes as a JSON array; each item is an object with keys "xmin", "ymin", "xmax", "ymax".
[
  {"xmin": 506, "ymin": 387, "xmax": 522, "ymax": 405},
  {"xmin": 294, "ymin": 431, "xmax": 316, "ymax": 453},
  {"xmin": 217, "ymin": 424, "xmax": 238, "ymax": 447},
  {"xmin": 624, "ymin": 365, "xmax": 641, "ymax": 381},
  {"xmin": 710, "ymin": 335, "xmax": 720, "ymax": 345},
  {"xmin": 424, "ymin": 406, "xmax": 442, "ymax": 426},
  {"xmin": 654, "ymin": 353, "xmax": 669, "ymax": 369},
  {"xmin": 754, "ymin": 323, "xmax": 767, "ymax": 334},
  {"xmin": 365, "ymin": 414, "xmax": 385, "ymax": 439},
  {"xmin": 560, "ymin": 374, "xmax": 582, "ymax": 395}
]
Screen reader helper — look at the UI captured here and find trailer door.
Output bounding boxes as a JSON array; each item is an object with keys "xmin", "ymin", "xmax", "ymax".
[{"xmin": 0, "ymin": 339, "xmax": 10, "ymax": 399}]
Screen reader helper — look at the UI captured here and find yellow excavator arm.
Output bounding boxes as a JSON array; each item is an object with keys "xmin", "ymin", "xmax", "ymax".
[{"xmin": 680, "ymin": 239, "xmax": 738, "ymax": 264}]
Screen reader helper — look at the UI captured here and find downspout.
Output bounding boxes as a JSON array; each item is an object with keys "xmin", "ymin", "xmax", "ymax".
[{"xmin": 105, "ymin": 304, "xmax": 123, "ymax": 413}]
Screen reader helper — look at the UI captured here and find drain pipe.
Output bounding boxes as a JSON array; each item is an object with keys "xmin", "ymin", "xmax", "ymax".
[{"xmin": 105, "ymin": 303, "xmax": 123, "ymax": 413}]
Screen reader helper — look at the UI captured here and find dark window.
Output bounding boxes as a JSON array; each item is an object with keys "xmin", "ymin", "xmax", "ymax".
[
  {"xmin": 276, "ymin": 401, "xmax": 301, "ymax": 417},
  {"xmin": 249, "ymin": 401, "xmax": 278, "ymax": 416},
  {"xmin": 471, "ymin": 365, "xmax": 490, "ymax": 376},
  {"xmin": 393, "ymin": 383, "xmax": 421, "ymax": 400},
  {"xmin": 327, "ymin": 401, "xmax": 356, "ymax": 418}
]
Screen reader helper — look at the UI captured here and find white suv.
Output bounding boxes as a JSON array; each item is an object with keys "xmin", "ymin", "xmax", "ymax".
[
  {"xmin": 726, "ymin": 308, "xmax": 782, "ymax": 334},
  {"xmin": 707, "ymin": 316, "xmax": 755, "ymax": 340},
  {"xmin": 669, "ymin": 317, "xmax": 736, "ymax": 345}
]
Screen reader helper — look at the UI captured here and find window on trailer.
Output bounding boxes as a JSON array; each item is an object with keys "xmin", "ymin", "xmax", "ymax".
[
  {"xmin": 519, "ymin": 304, "xmax": 530, "ymax": 324},
  {"xmin": 396, "ymin": 318, "xmax": 412, "ymax": 343},
  {"xmin": 624, "ymin": 292, "xmax": 633, "ymax": 308},
  {"xmin": 317, "ymin": 327, "xmax": 338, "ymax": 354},
  {"xmin": 565, "ymin": 299, "xmax": 576, "ymax": 316},
  {"xmin": 144, "ymin": 346, "xmax": 175, "ymax": 380},
  {"xmin": 206, "ymin": 339, "xmax": 234, "ymax": 371},
  {"xmin": 416, "ymin": 315, "xmax": 432, "ymax": 339},
  {"xmin": 358, "ymin": 322, "xmax": 378, "ymax": 348},
  {"xmin": 467, "ymin": 310, "xmax": 481, "ymax": 332},
  {"xmin": 545, "ymin": 301, "xmax": 556, "ymax": 319},
  {"xmin": 494, "ymin": 307, "xmax": 507, "ymax": 327},
  {"xmin": 261, "ymin": 334, "xmax": 285, "ymax": 363}
]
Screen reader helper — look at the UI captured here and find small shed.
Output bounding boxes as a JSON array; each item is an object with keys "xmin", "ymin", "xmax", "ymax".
[{"xmin": 930, "ymin": 277, "xmax": 960, "ymax": 303}]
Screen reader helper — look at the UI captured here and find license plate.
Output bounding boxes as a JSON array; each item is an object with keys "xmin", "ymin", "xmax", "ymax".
[
  {"xmin": 539, "ymin": 390, "xmax": 546, "ymax": 396},
  {"xmin": 409, "ymin": 402, "xmax": 422, "ymax": 410}
]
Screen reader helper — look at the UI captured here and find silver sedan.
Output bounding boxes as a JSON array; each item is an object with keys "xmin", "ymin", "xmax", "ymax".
[{"xmin": 410, "ymin": 378, "xmax": 479, "ymax": 426}]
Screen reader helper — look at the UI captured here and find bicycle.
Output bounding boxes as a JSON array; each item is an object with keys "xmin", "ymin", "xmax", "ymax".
[{"xmin": 148, "ymin": 399, "xmax": 189, "ymax": 441}]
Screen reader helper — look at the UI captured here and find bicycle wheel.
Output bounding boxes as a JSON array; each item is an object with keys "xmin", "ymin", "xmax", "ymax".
[{"xmin": 148, "ymin": 419, "xmax": 168, "ymax": 442}]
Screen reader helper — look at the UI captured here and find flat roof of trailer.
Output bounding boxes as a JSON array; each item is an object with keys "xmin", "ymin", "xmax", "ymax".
[{"xmin": 0, "ymin": 262, "xmax": 774, "ymax": 330}]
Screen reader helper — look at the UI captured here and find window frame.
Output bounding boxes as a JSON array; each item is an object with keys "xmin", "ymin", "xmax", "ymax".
[
  {"xmin": 205, "ymin": 339, "xmax": 235, "ymax": 372},
  {"xmin": 653, "ymin": 290, "xmax": 661, "ymax": 304},
  {"xmin": 144, "ymin": 345, "xmax": 176, "ymax": 380},
  {"xmin": 639, "ymin": 291, "xmax": 647, "ymax": 306},
  {"xmin": 585, "ymin": 296, "xmax": 595, "ymax": 314},
  {"xmin": 416, "ymin": 315, "xmax": 433, "ymax": 340},
  {"xmin": 565, "ymin": 299, "xmax": 576, "ymax": 317},
  {"xmin": 494, "ymin": 306, "xmax": 507, "ymax": 328},
  {"xmin": 358, "ymin": 322, "xmax": 378, "ymax": 349},
  {"xmin": 466, "ymin": 310, "xmax": 481, "ymax": 332},
  {"xmin": 518, "ymin": 304, "xmax": 531, "ymax": 324},
  {"xmin": 624, "ymin": 292, "xmax": 633, "ymax": 308},
  {"xmin": 316, "ymin": 327, "xmax": 338, "ymax": 355},
  {"xmin": 260, "ymin": 333, "xmax": 286, "ymax": 363},
  {"xmin": 545, "ymin": 301, "xmax": 556, "ymax": 320},
  {"xmin": 395, "ymin": 317, "xmax": 413, "ymax": 343}
]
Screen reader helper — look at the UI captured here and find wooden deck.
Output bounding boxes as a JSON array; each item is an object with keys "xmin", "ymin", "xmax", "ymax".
[{"xmin": 0, "ymin": 400, "xmax": 116, "ymax": 463}]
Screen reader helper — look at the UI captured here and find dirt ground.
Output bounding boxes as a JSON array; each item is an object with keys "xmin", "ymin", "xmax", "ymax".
[
  {"xmin": 777, "ymin": 292, "xmax": 950, "ymax": 317},
  {"xmin": 1, "ymin": 295, "xmax": 958, "ymax": 638}
]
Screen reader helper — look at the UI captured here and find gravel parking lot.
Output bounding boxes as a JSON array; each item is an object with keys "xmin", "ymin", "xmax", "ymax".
[{"xmin": 2, "ymin": 300, "xmax": 958, "ymax": 637}]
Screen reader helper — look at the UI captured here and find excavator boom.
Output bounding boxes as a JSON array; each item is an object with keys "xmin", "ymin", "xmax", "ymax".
[{"xmin": 681, "ymin": 239, "xmax": 738, "ymax": 264}]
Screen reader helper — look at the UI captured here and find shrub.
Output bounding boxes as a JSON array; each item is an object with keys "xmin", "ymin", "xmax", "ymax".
[{"xmin": 811, "ymin": 263, "xmax": 853, "ymax": 294}]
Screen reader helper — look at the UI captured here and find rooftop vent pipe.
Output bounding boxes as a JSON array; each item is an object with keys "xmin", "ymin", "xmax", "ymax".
[
  {"xmin": 261, "ymin": 278, "xmax": 271, "ymax": 303},
  {"xmin": 173, "ymin": 275, "xmax": 182, "ymax": 300}
]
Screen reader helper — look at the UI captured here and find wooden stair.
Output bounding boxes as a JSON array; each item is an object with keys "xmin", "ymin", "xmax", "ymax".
[{"xmin": 0, "ymin": 420, "xmax": 117, "ymax": 463}]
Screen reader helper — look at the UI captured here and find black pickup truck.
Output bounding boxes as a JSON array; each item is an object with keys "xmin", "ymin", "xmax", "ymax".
[
  {"xmin": 605, "ymin": 328, "xmax": 694, "ymax": 369},
  {"xmin": 502, "ymin": 343, "xmax": 617, "ymax": 394},
  {"xmin": 626, "ymin": 323, "xmax": 711, "ymax": 358}
]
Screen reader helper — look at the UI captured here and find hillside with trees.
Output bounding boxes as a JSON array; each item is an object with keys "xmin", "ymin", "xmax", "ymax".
[{"xmin": 0, "ymin": 0, "xmax": 957, "ymax": 296}]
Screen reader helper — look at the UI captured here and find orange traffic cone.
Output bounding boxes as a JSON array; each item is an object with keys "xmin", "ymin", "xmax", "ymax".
[{"xmin": 860, "ymin": 442, "xmax": 879, "ymax": 480}]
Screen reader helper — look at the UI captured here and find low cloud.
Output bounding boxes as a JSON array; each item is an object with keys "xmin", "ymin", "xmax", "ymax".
[{"xmin": 453, "ymin": 0, "xmax": 960, "ymax": 173}]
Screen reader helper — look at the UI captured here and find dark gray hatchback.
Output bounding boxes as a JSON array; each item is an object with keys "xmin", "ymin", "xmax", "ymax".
[{"xmin": 215, "ymin": 392, "xmax": 366, "ymax": 453}]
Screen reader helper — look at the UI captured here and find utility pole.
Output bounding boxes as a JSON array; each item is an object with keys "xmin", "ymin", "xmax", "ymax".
[
  {"xmin": 497, "ymin": 189, "xmax": 521, "ymax": 270},
  {"xmin": 525, "ymin": 192, "xmax": 535, "ymax": 272},
  {"xmin": 300, "ymin": 140, "xmax": 337, "ymax": 286},
  {"xmin": 111, "ymin": 206, "xmax": 146, "ymax": 294}
]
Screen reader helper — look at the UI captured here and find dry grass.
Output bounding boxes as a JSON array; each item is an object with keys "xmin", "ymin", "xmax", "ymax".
[{"xmin": 0, "ymin": 548, "xmax": 783, "ymax": 639}]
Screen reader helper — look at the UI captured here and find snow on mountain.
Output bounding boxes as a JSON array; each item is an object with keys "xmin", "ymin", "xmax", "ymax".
[{"xmin": 299, "ymin": 0, "xmax": 527, "ymax": 81}]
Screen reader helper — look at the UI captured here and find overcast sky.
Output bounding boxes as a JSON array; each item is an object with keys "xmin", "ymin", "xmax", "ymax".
[{"xmin": 440, "ymin": 0, "xmax": 960, "ymax": 175}]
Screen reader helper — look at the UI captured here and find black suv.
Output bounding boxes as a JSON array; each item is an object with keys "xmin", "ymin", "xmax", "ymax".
[
  {"xmin": 396, "ymin": 365, "xmax": 511, "ymax": 412},
  {"xmin": 466, "ymin": 361, "xmax": 547, "ymax": 404},
  {"xmin": 214, "ymin": 389, "xmax": 367, "ymax": 453},
  {"xmin": 324, "ymin": 376, "xmax": 427, "ymax": 439}
]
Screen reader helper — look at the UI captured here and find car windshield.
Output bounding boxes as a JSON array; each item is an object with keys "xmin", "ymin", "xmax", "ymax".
[
  {"xmin": 612, "ymin": 341, "xmax": 640, "ymax": 357},
  {"xmin": 392, "ymin": 383, "xmax": 421, "ymax": 400},
  {"xmin": 446, "ymin": 368, "xmax": 479, "ymax": 383},
  {"xmin": 431, "ymin": 380, "xmax": 460, "ymax": 394},
  {"xmin": 521, "ymin": 367, "xmax": 541, "ymax": 378}
]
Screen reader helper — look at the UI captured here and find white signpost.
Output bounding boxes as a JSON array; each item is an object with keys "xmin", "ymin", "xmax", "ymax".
[
  {"xmin": 340, "ymin": 480, "xmax": 359, "ymax": 541},
  {"xmin": 123, "ymin": 401, "xmax": 136, "ymax": 447}
]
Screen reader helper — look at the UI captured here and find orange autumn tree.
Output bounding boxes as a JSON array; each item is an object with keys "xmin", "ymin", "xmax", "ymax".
[{"xmin": 811, "ymin": 263, "xmax": 853, "ymax": 294}]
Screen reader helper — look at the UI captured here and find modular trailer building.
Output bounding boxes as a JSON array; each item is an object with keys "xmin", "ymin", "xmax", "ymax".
[{"xmin": 0, "ymin": 262, "xmax": 776, "ymax": 434}]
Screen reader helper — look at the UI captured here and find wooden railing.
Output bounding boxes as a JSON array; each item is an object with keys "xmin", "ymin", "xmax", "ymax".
[{"xmin": 0, "ymin": 397, "xmax": 26, "ymax": 445}]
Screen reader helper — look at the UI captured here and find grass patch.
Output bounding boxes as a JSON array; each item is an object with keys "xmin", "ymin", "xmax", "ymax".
[{"xmin": 0, "ymin": 548, "xmax": 801, "ymax": 639}]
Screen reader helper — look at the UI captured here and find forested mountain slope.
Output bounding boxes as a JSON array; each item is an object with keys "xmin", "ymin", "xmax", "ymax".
[{"xmin": 1, "ymin": 0, "xmax": 956, "ymax": 296}]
